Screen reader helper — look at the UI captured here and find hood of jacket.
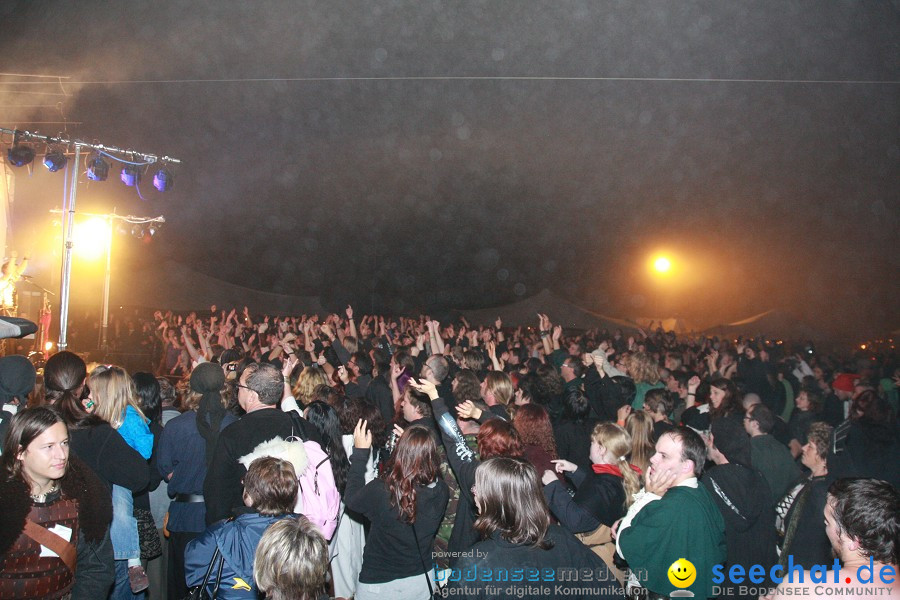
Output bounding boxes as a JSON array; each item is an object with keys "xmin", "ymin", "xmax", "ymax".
[
  {"xmin": 237, "ymin": 435, "xmax": 307, "ymax": 477},
  {"xmin": 701, "ymin": 463, "xmax": 769, "ymax": 533}
]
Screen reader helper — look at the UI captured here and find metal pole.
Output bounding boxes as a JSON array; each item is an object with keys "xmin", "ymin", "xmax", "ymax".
[
  {"xmin": 100, "ymin": 213, "xmax": 113, "ymax": 354},
  {"xmin": 58, "ymin": 144, "xmax": 80, "ymax": 351}
]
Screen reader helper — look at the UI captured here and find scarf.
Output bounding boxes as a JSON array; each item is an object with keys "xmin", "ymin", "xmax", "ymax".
[{"xmin": 592, "ymin": 463, "xmax": 643, "ymax": 477}]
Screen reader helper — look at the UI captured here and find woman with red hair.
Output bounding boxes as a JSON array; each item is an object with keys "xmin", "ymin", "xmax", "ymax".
[
  {"xmin": 409, "ymin": 378, "xmax": 526, "ymax": 567},
  {"xmin": 346, "ymin": 421, "xmax": 448, "ymax": 600},
  {"xmin": 512, "ymin": 403, "xmax": 560, "ymax": 478}
]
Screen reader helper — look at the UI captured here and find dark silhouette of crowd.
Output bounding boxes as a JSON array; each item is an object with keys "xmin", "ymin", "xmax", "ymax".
[{"xmin": 1, "ymin": 306, "xmax": 897, "ymax": 600}]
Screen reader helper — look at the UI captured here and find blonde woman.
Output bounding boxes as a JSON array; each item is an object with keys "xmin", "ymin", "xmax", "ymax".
[
  {"xmin": 541, "ymin": 422, "xmax": 642, "ymax": 586},
  {"xmin": 90, "ymin": 365, "xmax": 154, "ymax": 594},
  {"xmin": 625, "ymin": 351, "xmax": 664, "ymax": 409},
  {"xmin": 291, "ymin": 366, "xmax": 330, "ymax": 407},
  {"xmin": 541, "ymin": 423, "xmax": 642, "ymax": 533},
  {"xmin": 624, "ymin": 410, "xmax": 655, "ymax": 474}
]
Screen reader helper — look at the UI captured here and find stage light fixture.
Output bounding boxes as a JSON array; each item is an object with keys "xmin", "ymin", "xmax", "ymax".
[
  {"xmin": 152, "ymin": 167, "xmax": 173, "ymax": 192},
  {"xmin": 147, "ymin": 224, "xmax": 158, "ymax": 237},
  {"xmin": 131, "ymin": 224, "xmax": 144, "ymax": 238},
  {"xmin": 43, "ymin": 149, "xmax": 68, "ymax": 172},
  {"xmin": 120, "ymin": 165, "xmax": 141, "ymax": 186},
  {"xmin": 87, "ymin": 155, "xmax": 110, "ymax": 181},
  {"xmin": 7, "ymin": 144, "xmax": 35, "ymax": 167}
]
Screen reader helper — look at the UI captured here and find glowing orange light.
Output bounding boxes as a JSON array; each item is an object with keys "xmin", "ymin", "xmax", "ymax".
[
  {"xmin": 73, "ymin": 217, "xmax": 110, "ymax": 260},
  {"xmin": 653, "ymin": 256, "xmax": 672, "ymax": 273},
  {"xmin": 860, "ymin": 344, "xmax": 866, "ymax": 350},
  {"xmin": 44, "ymin": 341, "xmax": 54, "ymax": 352}
]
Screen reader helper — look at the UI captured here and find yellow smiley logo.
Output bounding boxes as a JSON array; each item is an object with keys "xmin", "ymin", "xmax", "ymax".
[{"xmin": 667, "ymin": 558, "xmax": 696, "ymax": 588}]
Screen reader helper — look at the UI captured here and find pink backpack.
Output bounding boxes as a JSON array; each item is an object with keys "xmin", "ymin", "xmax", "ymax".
[
  {"xmin": 238, "ymin": 436, "xmax": 341, "ymax": 540},
  {"xmin": 295, "ymin": 439, "xmax": 340, "ymax": 540}
]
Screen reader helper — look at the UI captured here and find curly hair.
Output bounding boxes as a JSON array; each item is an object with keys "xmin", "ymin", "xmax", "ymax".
[
  {"xmin": 384, "ymin": 424, "xmax": 441, "ymax": 524},
  {"xmin": 292, "ymin": 367, "xmax": 330, "ymax": 406},
  {"xmin": 806, "ymin": 422, "xmax": 833, "ymax": 461},
  {"xmin": 533, "ymin": 364, "xmax": 563, "ymax": 405},
  {"xmin": 512, "ymin": 403, "xmax": 558, "ymax": 460},
  {"xmin": 453, "ymin": 369, "xmax": 482, "ymax": 406},
  {"xmin": 626, "ymin": 352, "xmax": 660, "ymax": 385}
]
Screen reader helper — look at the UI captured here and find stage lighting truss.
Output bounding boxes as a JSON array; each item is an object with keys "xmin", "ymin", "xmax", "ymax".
[
  {"xmin": 120, "ymin": 163, "xmax": 142, "ymax": 186},
  {"xmin": 2, "ymin": 127, "xmax": 179, "ymax": 195},
  {"xmin": 125, "ymin": 218, "xmax": 163, "ymax": 240},
  {"xmin": 43, "ymin": 147, "xmax": 68, "ymax": 172},
  {"xmin": 152, "ymin": 166, "xmax": 173, "ymax": 192},
  {"xmin": 7, "ymin": 139, "xmax": 35, "ymax": 167},
  {"xmin": 86, "ymin": 153, "xmax": 110, "ymax": 181}
]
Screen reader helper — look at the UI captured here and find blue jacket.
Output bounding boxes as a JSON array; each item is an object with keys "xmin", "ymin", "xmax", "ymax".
[{"xmin": 184, "ymin": 511, "xmax": 294, "ymax": 599}]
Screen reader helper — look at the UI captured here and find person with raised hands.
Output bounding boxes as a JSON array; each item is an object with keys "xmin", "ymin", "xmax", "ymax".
[{"xmin": 345, "ymin": 418, "xmax": 448, "ymax": 600}]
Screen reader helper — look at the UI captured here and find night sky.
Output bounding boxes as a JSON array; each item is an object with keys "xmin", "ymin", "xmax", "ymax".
[{"xmin": 0, "ymin": 1, "xmax": 897, "ymax": 340}]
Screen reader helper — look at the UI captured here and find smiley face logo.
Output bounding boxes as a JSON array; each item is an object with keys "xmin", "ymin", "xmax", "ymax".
[{"xmin": 667, "ymin": 558, "xmax": 696, "ymax": 588}]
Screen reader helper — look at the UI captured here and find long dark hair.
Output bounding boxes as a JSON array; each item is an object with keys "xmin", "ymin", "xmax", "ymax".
[
  {"xmin": 1, "ymin": 405, "xmax": 67, "ymax": 485},
  {"xmin": 44, "ymin": 351, "xmax": 103, "ymax": 430},
  {"xmin": 304, "ymin": 401, "xmax": 350, "ymax": 496},
  {"xmin": 132, "ymin": 372, "xmax": 162, "ymax": 426},
  {"xmin": 384, "ymin": 424, "xmax": 440, "ymax": 524},
  {"xmin": 473, "ymin": 457, "xmax": 552, "ymax": 549}
]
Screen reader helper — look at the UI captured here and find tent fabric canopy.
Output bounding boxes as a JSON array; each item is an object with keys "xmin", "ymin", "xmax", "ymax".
[
  {"xmin": 701, "ymin": 309, "xmax": 824, "ymax": 341},
  {"xmin": 110, "ymin": 259, "xmax": 323, "ymax": 315},
  {"xmin": 458, "ymin": 288, "xmax": 638, "ymax": 332}
]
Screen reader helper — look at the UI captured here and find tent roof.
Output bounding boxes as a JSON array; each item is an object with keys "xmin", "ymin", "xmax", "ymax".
[
  {"xmin": 458, "ymin": 289, "xmax": 638, "ymax": 332},
  {"xmin": 702, "ymin": 309, "xmax": 825, "ymax": 342},
  {"xmin": 111, "ymin": 259, "xmax": 323, "ymax": 315}
]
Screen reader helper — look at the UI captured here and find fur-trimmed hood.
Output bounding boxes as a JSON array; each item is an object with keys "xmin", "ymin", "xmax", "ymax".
[
  {"xmin": 0, "ymin": 453, "xmax": 112, "ymax": 557},
  {"xmin": 238, "ymin": 436, "xmax": 308, "ymax": 478}
]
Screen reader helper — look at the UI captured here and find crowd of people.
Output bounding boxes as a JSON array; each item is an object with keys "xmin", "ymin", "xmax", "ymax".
[{"xmin": 0, "ymin": 306, "xmax": 897, "ymax": 600}]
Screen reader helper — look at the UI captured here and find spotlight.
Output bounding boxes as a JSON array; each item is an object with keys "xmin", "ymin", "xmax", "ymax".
[
  {"xmin": 87, "ymin": 155, "xmax": 110, "ymax": 181},
  {"xmin": 152, "ymin": 167, "xmax": 173, "ymax": 192},
  {"xmin": 43, "ymin": 149, "xmax": 68, "ymax": 172},
  {"xmin": 147, "ymin": 225, "xmax": 158, "ymax": 237},
  {"xmin": 7, "ymin": 144, "xmax": 35, "ymax": 167},
  {"xmin": 120, "ymin": 165, "xmax": 141, "ymax": 186},
  {"xmin": 131, "ymin": 224, "xmax": 144, "ymax": 238}
]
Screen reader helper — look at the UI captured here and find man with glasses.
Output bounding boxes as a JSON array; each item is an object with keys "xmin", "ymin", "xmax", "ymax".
[{"xmin": 204, "ymin": 362, "xmax": 307, "ymax": 524}]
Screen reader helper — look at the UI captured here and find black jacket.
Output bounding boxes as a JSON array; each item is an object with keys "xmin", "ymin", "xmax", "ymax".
[
  {"xmin": 204, "ymin": 408, "xmax": 294, "ymax": 524},
  {"xmin": 345, "ymin": 447, "xmax": 448, "ymax": 583},
  {"xmin": 544, "ymin": 468, "xmax": 626, "ymax": 532},
  {"xmin": 701, "ymin": 463, "xmax": 777, "ymax": 600},
  {"xmin": 68, "ymin": 423, "xmax": 150, "ymax": 492},
  {"xmin": 446, "ymin": 525, "xmax": 620, "ymax": 600}
]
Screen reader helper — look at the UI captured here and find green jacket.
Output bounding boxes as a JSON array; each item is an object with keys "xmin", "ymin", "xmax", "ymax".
[{"xmin": 619, "ymin": 484, "xmax": 726, "ymax": 598}]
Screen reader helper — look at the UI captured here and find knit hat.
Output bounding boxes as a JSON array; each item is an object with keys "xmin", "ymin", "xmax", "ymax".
[
  {"xmin": 190, "ymin": 362, "xmax": 226, "ymax": 464},
  {"xmin": 0, "ymin": 355, "xmax": 36, "ymax": 405},
  {"xmin": 832, "ymin": 373, "xmax": 858, "ymax": 393}
]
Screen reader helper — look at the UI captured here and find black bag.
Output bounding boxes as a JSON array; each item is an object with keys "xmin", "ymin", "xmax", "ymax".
[{"xmin": 182, "ymin": 545, "xmax": 225, "ymax": 600}]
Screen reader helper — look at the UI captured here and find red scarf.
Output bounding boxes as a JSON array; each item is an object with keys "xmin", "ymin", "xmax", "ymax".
[{"xmin": 592, "ymin": 463, "xmax": 643, "ymax": 477}]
